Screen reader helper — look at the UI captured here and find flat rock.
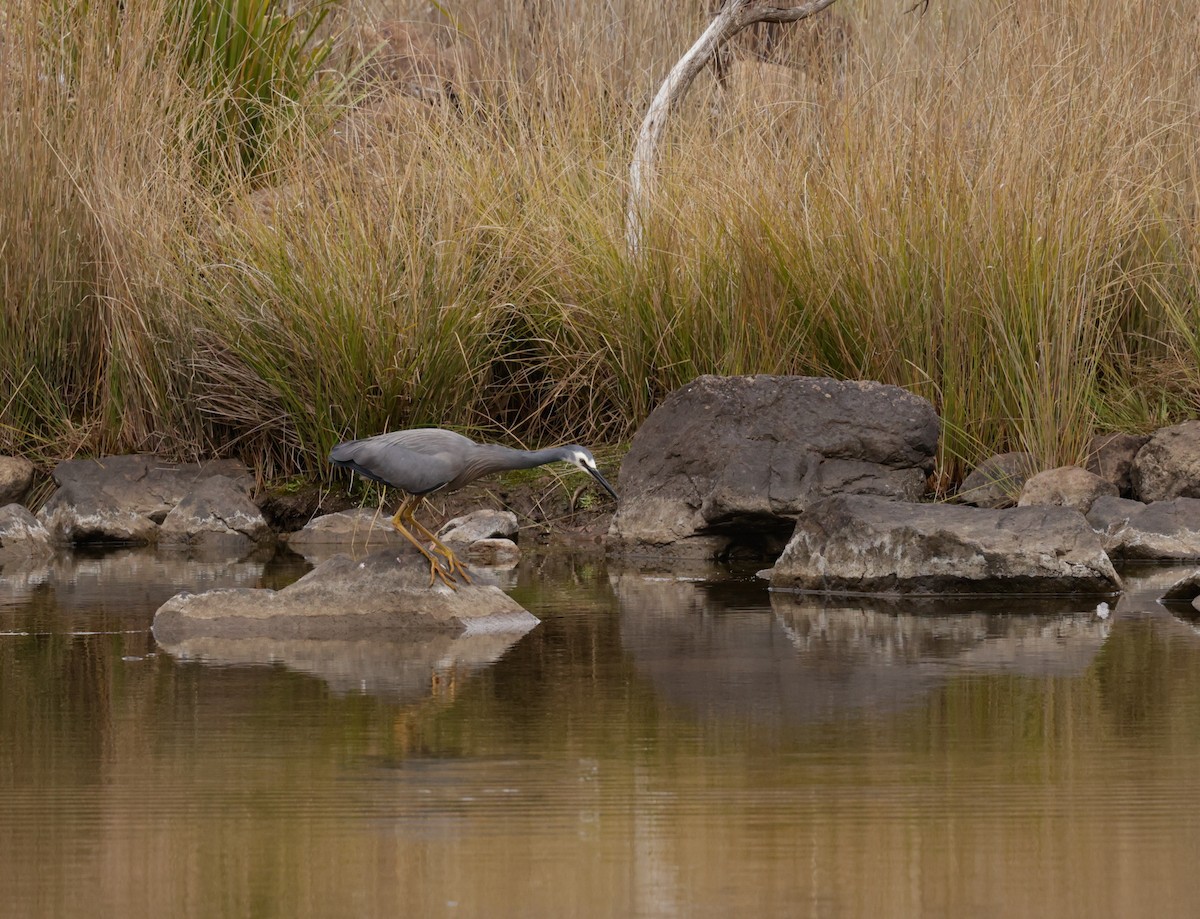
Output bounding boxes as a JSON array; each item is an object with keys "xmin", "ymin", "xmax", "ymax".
[
  {"xmin": 438, "ymin": 509, "xmax": 519, "ymax": 545},
  {"xmin": 151, "ymin": 548, "xmax": 538, "ymax": 643},
  {"xmin": 159, "ymin": 475, "xmax": 273, "ymax": 552},
  {"xmin": 285, "ymin": 509, "xmax": 402, "ymax": 547},
  {"xmin": 1018, "ymin": 465, "xmax": 1118, "ymax": 514},
  {"xmin": 1086, "ymin": 495, "xmax": 1200, "ymax": 559},
  {"xmin": 1132, "ymin": 421, "xmax": 1200, "ymax": 501},
  {"xmin": 609, "ymin": 375, "xmax": 939, "ymax": 558},
  {"xmin": 957, "ymin": 452, "xmax": 1037, "ymax": 508},
  {"xmin": 0, "ymin": 504, "xmax": 52, "ymax": 557},
  {"xmin": 38, "ymin": 454, "xmax": 252, "ymax": 545},
  {"xmin": 769, "ymin": 494, "xmax": 1121, "ymax": 595},
  {"xmin": 0, "ymin": 456, "xmax": 35, "ymax": 505},
  {"xmin": 1086, "ymin": 433, "xmax": 1148, "ymax": 498}
]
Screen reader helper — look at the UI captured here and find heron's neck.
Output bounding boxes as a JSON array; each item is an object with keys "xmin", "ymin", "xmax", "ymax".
[{"xmin": 467, "ymin": 444, "xmax": 570, "ymax": 480}]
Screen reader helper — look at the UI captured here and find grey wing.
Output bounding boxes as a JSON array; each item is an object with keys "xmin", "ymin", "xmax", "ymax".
[{"xmin": 330, "ymin": 428, "xmax": 474, "ymax": 494}]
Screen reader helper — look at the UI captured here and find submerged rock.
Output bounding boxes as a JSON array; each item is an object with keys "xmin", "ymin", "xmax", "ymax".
[
  {"xmin": 151, "ymin": 548, "xmax": 538, "ymax": 643},
  {"xmin": 769, "ymin": 494, "xmax": 1121, "ymax": 595},
  {"xmin": 609, "ymin": 375, "xmax": 939, "ymax": 559}
]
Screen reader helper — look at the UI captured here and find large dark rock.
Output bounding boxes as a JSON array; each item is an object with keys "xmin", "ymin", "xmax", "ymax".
[
  {"xmin": 769, "ymin": 494, "xmax": 1121, "ymax": 595},
  {"xmin": 1086, "ymin": 495, "xmax": 1200, "ymax": 560},
  {"xmin": 0, "ymin": 456, "xmax": 34, "ymax": 506},
  {"xmin": 608, "ymin": 375, "xmax": 939, "ymax": 558},
  {"xmin": 1132, "ymin": 421, "xmax": 1200, "ymax": 501},
  {"xmin": 38, "ymin": 454, "xmax": 252, "ymax": 546},
  {"xmin": 151, "ymin": 549, "xmax": 537, "ymax": 643},
  {"xmin": 158, "ymin": 475, "xmax": 273, "ymax": 552}
]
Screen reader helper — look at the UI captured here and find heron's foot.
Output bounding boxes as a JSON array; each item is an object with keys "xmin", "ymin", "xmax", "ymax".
[
  {"xmin": 424, "ymin": 555, "xmax": 461, "ymax": 591},
  {"xmin": 433, "ymin": 545, "xmax": 473, "ymax": 584}
]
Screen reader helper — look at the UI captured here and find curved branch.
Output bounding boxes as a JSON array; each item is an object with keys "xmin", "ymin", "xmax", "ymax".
[{"xmin": 626, "ymin": 0, "xmax": 841, "ymax": 253}]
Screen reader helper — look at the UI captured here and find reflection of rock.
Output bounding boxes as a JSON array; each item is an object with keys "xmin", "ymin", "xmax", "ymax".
[
  {"xmin": 772, "ymin": 594, "xmax": 1109, "ymax": 677},
  {"xmin": 616, "ymin": 573, "xmax": 1109, "ymax": 727},
  {"xmin": 0, "ymin": 547, "xmax": 273, "ymax": 618},
  {"xmin": 152, "ymin": 549, "xmax": 538, "ymax": 643},
  {"xmin": 156, "ymin": 631, "xmax": 526, "ymax": 702},
  {"xmin": 771, "ymin": 494, "xmax": 1121, "ymax": 595}
]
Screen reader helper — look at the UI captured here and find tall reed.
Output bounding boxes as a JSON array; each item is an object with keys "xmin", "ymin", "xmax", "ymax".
[{"xmin": 3, "ymin": 0, "xmax": 1199, "ymax": 485}]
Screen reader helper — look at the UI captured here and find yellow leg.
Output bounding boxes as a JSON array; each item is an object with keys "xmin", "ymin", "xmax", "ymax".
[
  {"xmin": 405, "ymin": 512, "xmax": 473, "ymax": 585},
  {"xmin": 390, "ymin": 496, "xmax": 460, "ymax": 590}
]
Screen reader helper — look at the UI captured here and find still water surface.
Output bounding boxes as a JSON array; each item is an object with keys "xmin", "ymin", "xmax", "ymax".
[{"xmin": 3, "ymin": 549, "xmax": 1200, "ymax": 918}]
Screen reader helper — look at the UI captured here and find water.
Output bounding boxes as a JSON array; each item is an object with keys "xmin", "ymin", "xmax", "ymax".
[{"xmin": 3, "ymin": 548, "xmax": 1200, "ymax": 918}]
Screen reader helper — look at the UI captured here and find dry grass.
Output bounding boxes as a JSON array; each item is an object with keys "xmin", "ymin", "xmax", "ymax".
[{"xmin": 3, "ymin": 0, "xmax": 1199, "ymax": 482}]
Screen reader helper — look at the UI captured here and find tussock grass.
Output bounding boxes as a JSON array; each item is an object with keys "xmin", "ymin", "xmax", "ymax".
[{"xmin": 3, "ymin": 0, "xmax": 1200, "ymax": 484}]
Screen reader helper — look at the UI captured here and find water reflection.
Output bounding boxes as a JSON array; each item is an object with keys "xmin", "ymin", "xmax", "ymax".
[{"xmin": 6, "ymin": 552, "xmax": 1200, "ymax": 918}]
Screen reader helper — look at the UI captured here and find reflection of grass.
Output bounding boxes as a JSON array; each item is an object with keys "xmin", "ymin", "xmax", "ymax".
[{"xmin": 3, "ymin": 2, "xmax": 1200, "ymax": 488}]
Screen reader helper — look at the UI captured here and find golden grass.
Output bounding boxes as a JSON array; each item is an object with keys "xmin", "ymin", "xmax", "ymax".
[{"xmin": 3, "ymin": 0, "xmax": 1200, "ymax": 482}]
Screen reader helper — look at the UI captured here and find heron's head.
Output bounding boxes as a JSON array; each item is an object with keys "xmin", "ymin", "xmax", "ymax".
[{"xmin": 562, "ymin": 446, "xmax": 619, "ymax": 502}]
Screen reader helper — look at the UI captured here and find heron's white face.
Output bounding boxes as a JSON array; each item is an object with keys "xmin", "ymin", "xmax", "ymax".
[{"xmin": 569, "ymin": 448, "xmax": 597, "ymax": 472}]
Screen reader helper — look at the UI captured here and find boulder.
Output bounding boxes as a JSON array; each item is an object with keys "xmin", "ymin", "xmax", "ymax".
[
  {"xmin": 769, "ymin": 494, "xmax": 1121, "ymax": 595},
  {"xmin": 1086, "ymin": 495, "xmax": 1200, "ymax": 560},
  {"xmin": 464, "ymin": 538, "xmax": 521, "ymax": 566},
  {"xmin": 0, "ymin": 456, "xmax": 34, "ymax": 505},
  {"xmin": 1131, "ymin": 421, "xmax": 1200, "ymax": 501},
  {"xmin": 38, "ymin": 454, "xmax": 252, "ymax": 545},
  {"xmin": 158, "ymin": 476, "xmax": 273, "ymax": 552},
  {"xmin": 1018, "ymin": 465, "xmax": 1118, "ymax": 514},
  {"xmin": 0, "ymin": 504, "xmax": 52, "ymax": 557},
  {"xmin": 956, "ymin": 452, "xmax": 1037, "ymax": 508},
  {"xmin": 1158, "ymin": 569, "xmax": 1200, "ymax": 604},
  {"xmin": 438, "ymin": 509, "xmax": 519, "ymax": 545},
  {"xmin": 151, "ymin": 549, "xmax": 537, "ymax": 643},
  {"xmin": 609, "ymin": 375, "xmax": 939, "ymax": 558},
  {"xmin": 1086, "ymin": 432, "xmax": 1148, "ymax": 498}
]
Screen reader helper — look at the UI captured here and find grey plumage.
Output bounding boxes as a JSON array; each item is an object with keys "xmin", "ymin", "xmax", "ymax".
[{"xmin": 329, "ymin": 427, "xmax": 618, "ymax": 588}]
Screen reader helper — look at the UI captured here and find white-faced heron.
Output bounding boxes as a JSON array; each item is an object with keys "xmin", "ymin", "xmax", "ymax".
[{"xmin": 329, "ymin": 427, "xmax": 618, "ymax": 588}]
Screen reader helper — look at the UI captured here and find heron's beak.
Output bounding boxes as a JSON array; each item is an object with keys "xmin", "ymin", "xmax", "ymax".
[{"xmin": 587, "ymin": 466, "xmax": 619, "ymax": 503}]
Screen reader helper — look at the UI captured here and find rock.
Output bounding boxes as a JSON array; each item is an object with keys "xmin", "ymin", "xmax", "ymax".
[
  {"xmin": 0, "ymin": 504, "xmax": 52, "ymax": 557},
  {"xmin": 151, "ymin": 549, "xmax": 538, "ymax": 643},
  {"xmin": 1018, "ymin": 465, "xmax": 1118, "ymax": 514},
  {"xmin": 438, "ymin": 509, "xmax": 519, "ymax": 545},
  {"xmin": 255, "ymin": 483, "xmax": 355, "ymax": 533},
  {"xmin": 769, "ymin": 494, "xmax": 1121, "ymax": 595},
  {"xmin": 38, "ymin": 454, "xmax": 252, "ymax": 546},
  {"xmin": 1086, "ymin": 495, "xmax": 1200, "ymax": 559},
  {"xmin": 286, "ymin": 509, "xmax": 402, "ymax": 547},
  {"xmin": 1132, "ymin": 421, "xmax": 1200, "ymax": 501},
  {"xmin": 1159, "ymin": 569, "xmax": 1200, "ymax": 604},
  {"xmin": 0, "ymin": 456, "xmax": 34, "ymax": 505},
  {"xmin": 158, "ymin": 476, "xmax": 273, "ymax": 552},
  {"xmin": 957, "ymin": 452, "xmax": 1037, "ymax": 508},
  {"xmin": 1086, "ymin": 433, "xmax": 1148, "ymax": 498},
  {"xmin": 464, "ymin": 538, "xmax": 520, "ymax": 566},
  {"xmin": 609, "ymin": 375, "xmax": 939, "ymax": 559}
]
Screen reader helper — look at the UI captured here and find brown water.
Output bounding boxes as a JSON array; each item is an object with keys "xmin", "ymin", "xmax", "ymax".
[{"xmin": 3, "ymin": 549, "xmax": 1200, "ymax": 919}]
